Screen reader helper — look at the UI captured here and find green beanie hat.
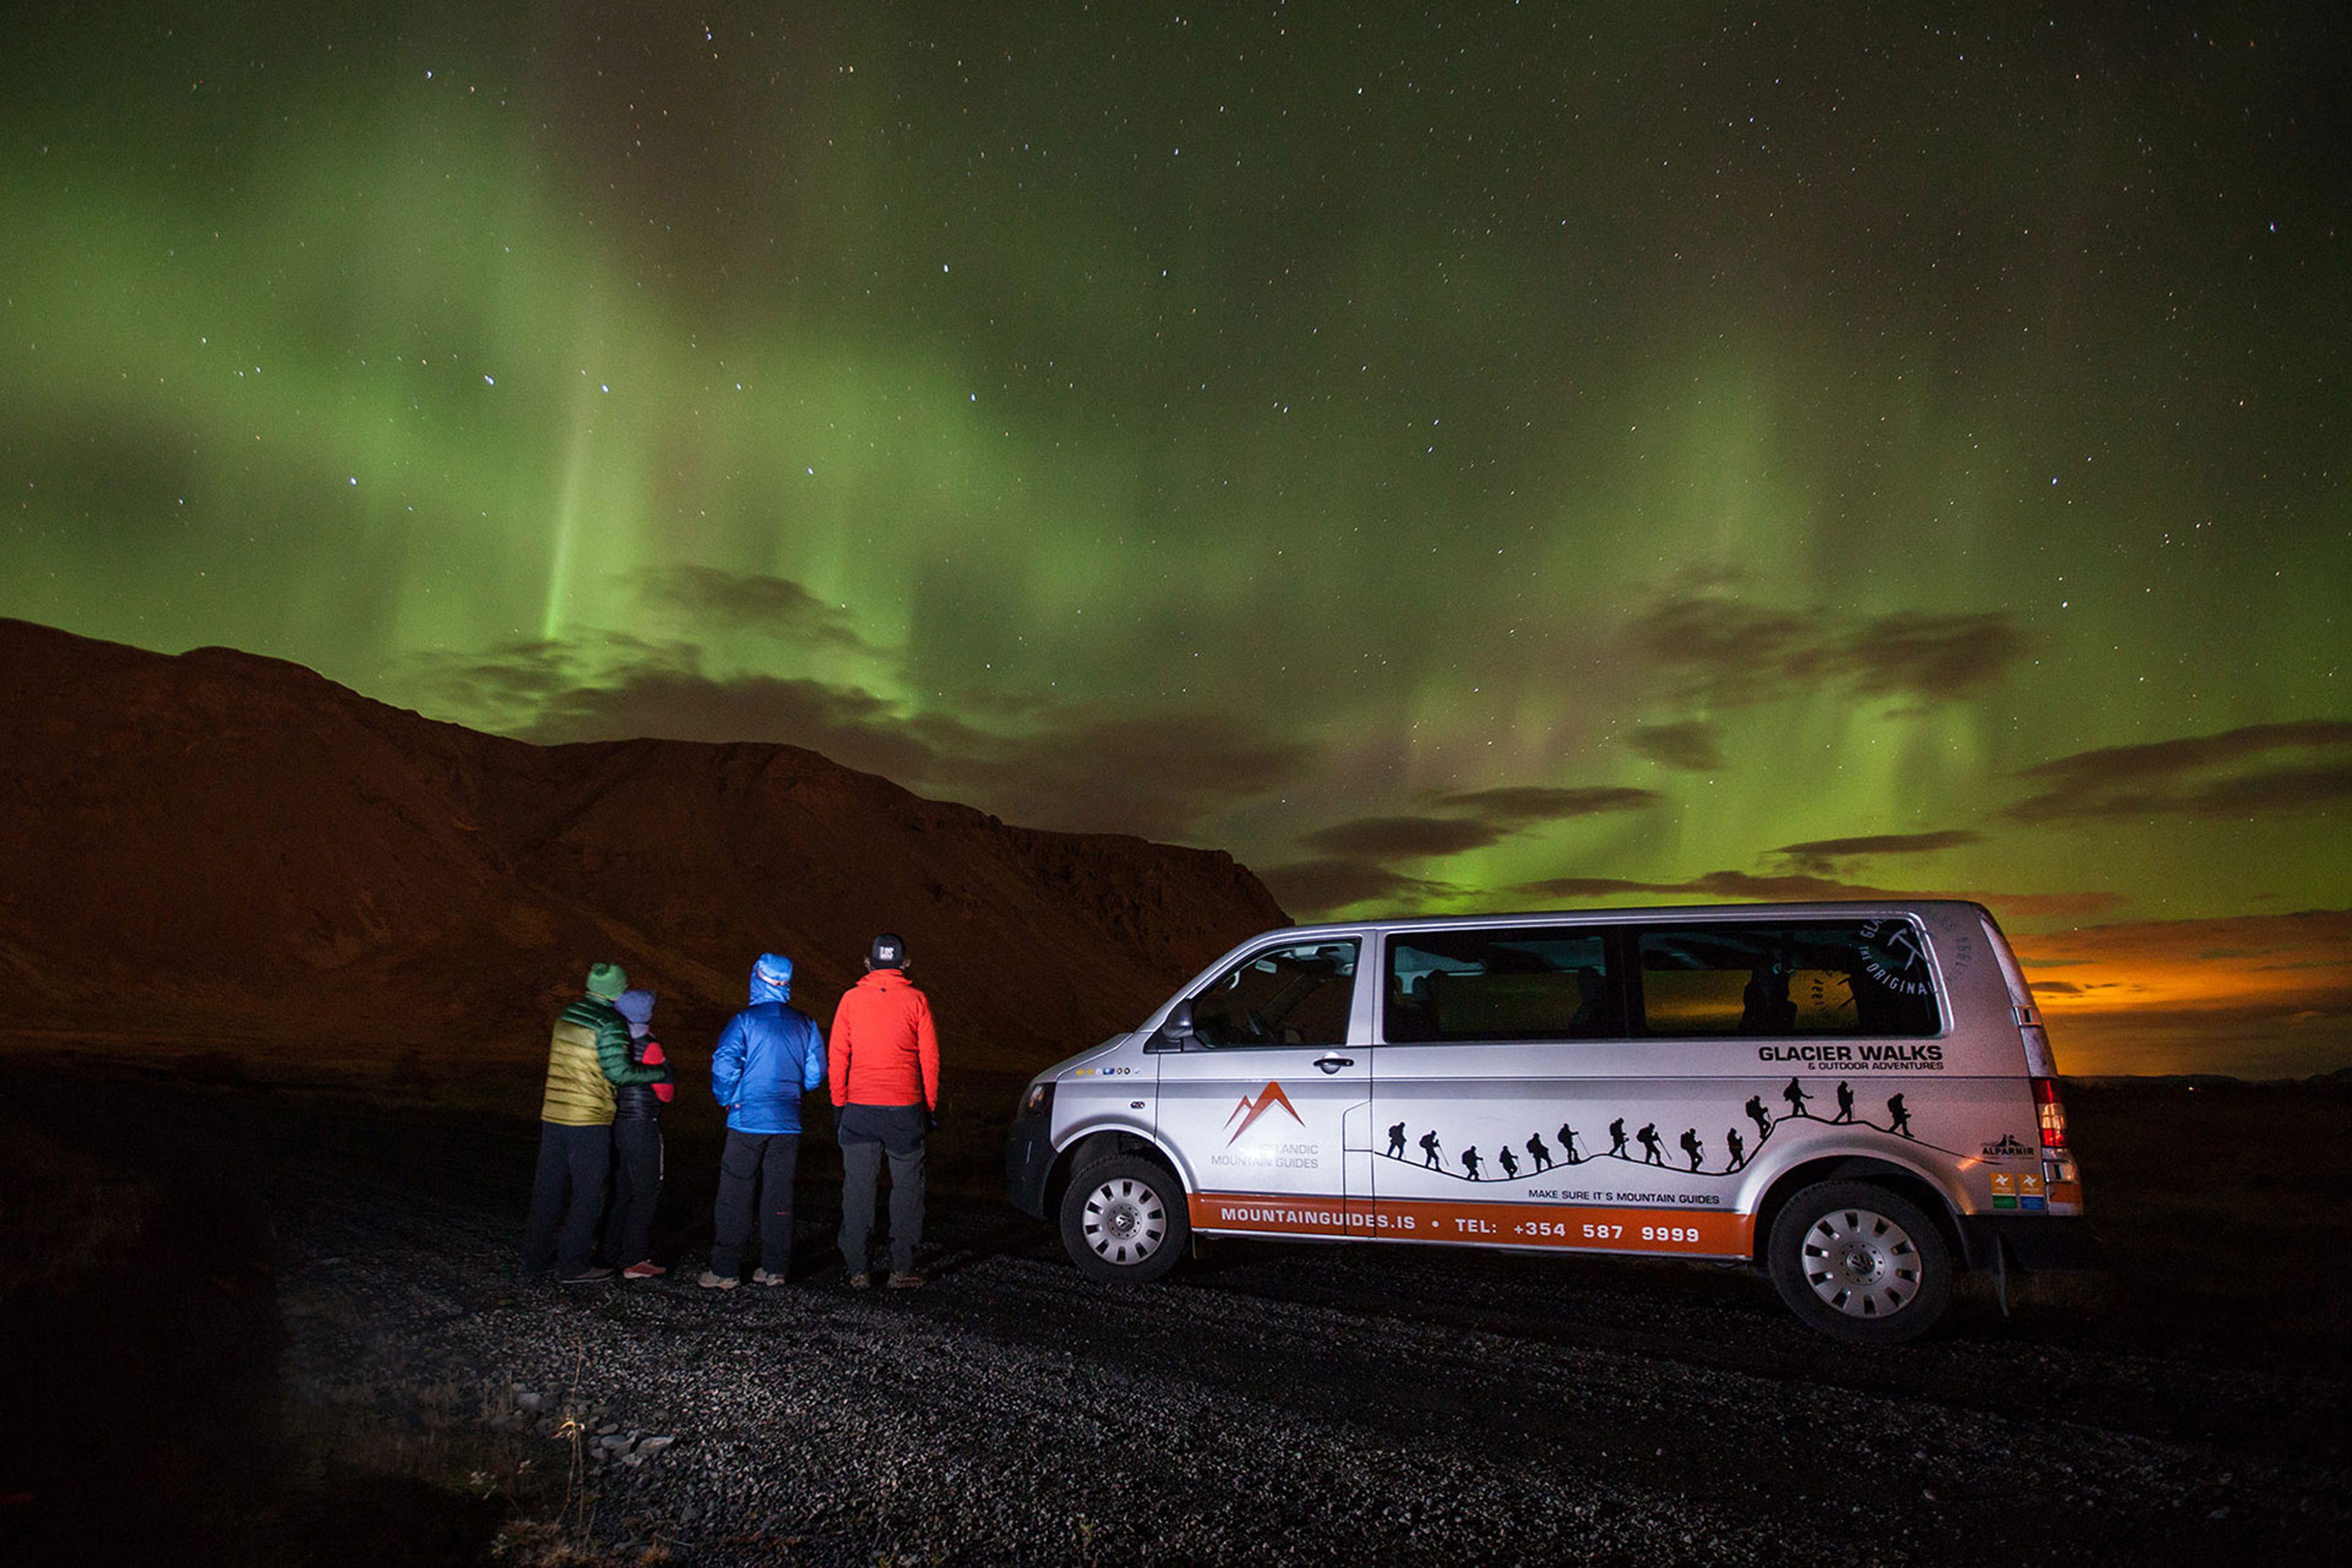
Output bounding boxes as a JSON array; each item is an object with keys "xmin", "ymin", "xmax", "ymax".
[{"xmin": 586, "ymin": 962, "xmax": 628, "ymax": 1000}]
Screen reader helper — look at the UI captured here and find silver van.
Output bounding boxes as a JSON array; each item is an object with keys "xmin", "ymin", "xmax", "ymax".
[{"xmin": 1006, "ymin": 901, "xmax": 2095, "ymax": 1342}]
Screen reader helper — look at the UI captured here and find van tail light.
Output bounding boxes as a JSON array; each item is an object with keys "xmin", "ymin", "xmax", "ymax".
[
  {"xmin": 2032, "ymin": 1076, "xmax": 2069, "ymax": 1150},
  {"xmin": 2032, "ymin": 1076, "xmax": 2084, "ymax": 1213}
]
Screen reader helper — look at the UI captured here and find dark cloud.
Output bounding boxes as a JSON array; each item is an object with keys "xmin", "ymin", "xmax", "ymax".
[
  {"xmin": 1302, "ymin": 785, "xmax": 1657, "ymax": 861},
  {"xmin": 519, "ymin": 666, "xmax": 941, "ymax": 781},
  {"xmin": 1838, "ymin": 613, "xmax": 2031, "ymax": 701},
  {"xmin": 1301, "ymin": 816, "xmax": 1506, "ymax": 858},
  {"xmin": 1260, "ymin": 858, "xmax": 1461, "ymax": 916},
  {"xmin": 1281, "ymin": 784, "xmax": 1657, "ymax": 914},
  {"xmin": 411, "ymin": 642, "xmax": 1318, "ymax": 842},
  {"xmin": 1627, "ymin": 587, "xmax": 2027, "ymax": 706},
  {"xmin": 1768, "ymin": 829, "xmax": 1983, "ymax": 875},
  {"xmin": 635, "ymin": 566, "xmax": 877, "ymax": 652},
  {"xmin": 1509, "ymin": 869, "xmax": 2118, "ymax": 921},
  {"xmin": 407, "ymin": 638, "xmax": 579, "ymax": 712},
  {"xmin": 2005, "ymin": 720, "xmax": 2352, "ymax": 823},
  {"xmin": 956, "ymin": 710, "xmax": 1322, "ymax": 842},
  {"xmin": 1624, "ymin": 721, "xmax": 1725, "ymax": 772},
  {"xmin": 1419, "ymin": 785, "xmax": 1660, "ymax": 823}
]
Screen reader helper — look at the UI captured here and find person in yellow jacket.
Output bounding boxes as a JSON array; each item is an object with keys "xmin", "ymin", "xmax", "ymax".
[{"xmin": 523, "ymin": 962, "xmax": 671, "ymax": 1283}]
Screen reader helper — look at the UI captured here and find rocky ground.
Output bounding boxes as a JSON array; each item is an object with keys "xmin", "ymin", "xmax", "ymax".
[{"xmin": 4, "ymin": 1063, "xmax": 2348, "ymax": 1566}]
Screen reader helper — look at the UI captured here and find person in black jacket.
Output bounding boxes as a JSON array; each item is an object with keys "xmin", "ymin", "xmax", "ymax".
[{"xmin": 601, "ymin": 989, "xmax": 675, "ymax": 1279}]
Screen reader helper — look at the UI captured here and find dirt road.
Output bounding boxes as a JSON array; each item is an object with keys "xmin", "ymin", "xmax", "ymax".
[{"xmin": 4, "ymin": 1064, "xmax": 2346, "ymax": 1566}]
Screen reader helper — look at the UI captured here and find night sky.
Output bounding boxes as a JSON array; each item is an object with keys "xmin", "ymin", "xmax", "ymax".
[{"xmin": 5, "ymin": 4, "xmax": 2346, "ymax": 1074}]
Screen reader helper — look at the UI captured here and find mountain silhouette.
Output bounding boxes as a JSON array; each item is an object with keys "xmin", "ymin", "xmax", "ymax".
[{"xmin": 0, "ymin": 619, "xmax": 1285, "ymax": 1071}]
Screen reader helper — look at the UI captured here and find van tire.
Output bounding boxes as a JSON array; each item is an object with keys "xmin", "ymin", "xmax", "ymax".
[
  {"xmin": 1060, "ymin": 1155, "xmax": 1189, "ymax": 1284},
  {"xmin": 1767, "ymin": 1180, "xmax": 1953, "ymax": 1344}
]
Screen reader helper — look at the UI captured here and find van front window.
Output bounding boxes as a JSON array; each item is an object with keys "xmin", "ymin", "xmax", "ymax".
[{"xmin": 1190, "ymin": 941, "xmax": 1359, "ymax": 1047}]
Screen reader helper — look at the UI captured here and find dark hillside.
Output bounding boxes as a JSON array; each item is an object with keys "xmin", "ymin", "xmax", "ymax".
[{"xmin": 0, "ymin": 617, "xmax": 1286, "ymax": 1071}]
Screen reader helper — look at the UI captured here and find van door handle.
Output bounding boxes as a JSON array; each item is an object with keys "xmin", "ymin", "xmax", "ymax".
[{"xmin": 1314, "ymin": 1054, "xmax": 1355, "ymax": 1074}]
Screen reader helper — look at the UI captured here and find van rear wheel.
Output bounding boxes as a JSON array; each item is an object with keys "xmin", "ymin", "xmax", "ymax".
[
  {"xmin": 1060, "ymin": 1155, "xmax": 1189, "ymax": 1284},
  {"xmin": 1768, "ymin": 1180, "xmax": 1953, "ymax": 1344}
]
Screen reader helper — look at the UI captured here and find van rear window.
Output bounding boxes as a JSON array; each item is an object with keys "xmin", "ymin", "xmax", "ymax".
[
  {"xmin": 1385, "ymin": 927, "xmax": 1626, "ymax": 1042},
  {"xmin": 1634, "ymin": 921, "xmax": 1940, "ymax": 1037}
]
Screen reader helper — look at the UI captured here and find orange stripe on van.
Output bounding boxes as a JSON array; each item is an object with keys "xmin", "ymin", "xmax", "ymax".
[{"xmin": 1190, "ymin": 1192, "xmax": 1754, "ymax": 1258}]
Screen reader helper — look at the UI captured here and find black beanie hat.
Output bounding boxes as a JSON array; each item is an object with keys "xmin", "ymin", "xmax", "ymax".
[{"xmin": 869, "ymin": 932, "xmax": 907, "ymax": 969}]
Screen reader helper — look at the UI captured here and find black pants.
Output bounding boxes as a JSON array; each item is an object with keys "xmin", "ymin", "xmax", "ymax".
[
  {"xmin": 710, "ymin": 1130, "xmax": 801, "ymax": 1279},
  {"xmin": 837, "ymin": 1104, "xmax": 927, "ymax": 1275},
  {"xmin": 523, "ymin": 1121, "xmax": 609, "ymax": 1276},
  {"xmin": 601, "ymin": 1118, "xmax": 664, "ymax": 1267}
]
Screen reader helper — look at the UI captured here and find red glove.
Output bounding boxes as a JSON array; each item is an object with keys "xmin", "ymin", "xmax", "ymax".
[{"xmin": 643, "ymin": 1038, "xmax": 676, "ymax": 1103}]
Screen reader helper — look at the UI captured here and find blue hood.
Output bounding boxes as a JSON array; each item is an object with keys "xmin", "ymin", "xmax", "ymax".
[{"xmin": 749, "ymin": 953, "xmax": 794, "ymax": 1004}]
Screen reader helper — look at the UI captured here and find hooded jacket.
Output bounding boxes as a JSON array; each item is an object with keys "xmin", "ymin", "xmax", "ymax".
[
  {"xmin": 612, "ymin": 989, "xmax": 673, "ymax": 1122},
  {"xmin": 828, "ymin": 968, "xmax": 940, "ymax": 1110},
  {"xmin": 710, "ymin": 954, "xmax": 827, "ymax": 1135}
]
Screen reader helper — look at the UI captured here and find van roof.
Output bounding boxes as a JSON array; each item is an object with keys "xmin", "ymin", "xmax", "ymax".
[{"xmin": 1270, "ymin": 898, "xmax": 1991, "ymax": 941}]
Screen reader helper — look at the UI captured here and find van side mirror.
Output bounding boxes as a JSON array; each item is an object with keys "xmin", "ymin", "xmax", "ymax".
[{"xmin": 1148, "ymin": 999, "xmax": 1196, "ymax": 1052}]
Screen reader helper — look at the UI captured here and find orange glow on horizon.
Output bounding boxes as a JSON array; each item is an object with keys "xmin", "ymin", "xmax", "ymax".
[{"xmin": 2009, "ymin": 908, "xmax": 2351, "ymax": 1079}]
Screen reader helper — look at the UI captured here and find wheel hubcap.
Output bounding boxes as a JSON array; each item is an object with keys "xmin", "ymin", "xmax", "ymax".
[
  {"xmin": 1801, "ymin": 1207, "xmax": 1921, "ymax": 1318},
  {"xmin": 1082, "ymin": 1177, "xmax": 1167, "ymax": 1267}
]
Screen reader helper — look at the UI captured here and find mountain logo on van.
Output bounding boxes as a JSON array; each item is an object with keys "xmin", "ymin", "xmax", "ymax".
[
  {"xmin": 1981, "ymin": 1133, "xmax": 2032, "ymax": 1157},
  {"xmin": 1224, "ymin": 1081, "xmax": 1304, "ymax": 1144}
]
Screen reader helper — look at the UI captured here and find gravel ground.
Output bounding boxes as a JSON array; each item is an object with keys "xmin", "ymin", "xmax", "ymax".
[
  {"xmin": 270, "ymin": 1166, "xmax": 2352, "ymax": 1567},
  {"xmin": 8, "ymin": 1065, "xmax": 2345, "ymax": 1566}
]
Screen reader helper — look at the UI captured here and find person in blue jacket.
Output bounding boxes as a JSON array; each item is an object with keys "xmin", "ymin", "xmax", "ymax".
[{"xmin": 699, "ymin": 953, "xmax": 827, "ymax": 1290}]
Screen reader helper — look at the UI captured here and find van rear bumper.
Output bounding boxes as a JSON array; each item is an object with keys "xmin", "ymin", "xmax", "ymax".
[{"xmin": 1959, "ymin": 1214, "xmax": 2103, "ymax": 1272}]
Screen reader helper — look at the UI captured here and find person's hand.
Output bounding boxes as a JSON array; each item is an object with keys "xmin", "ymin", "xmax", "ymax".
[{"xmin": 925, "ymin": 1107, "xmax": 942, "ymax": 1133}]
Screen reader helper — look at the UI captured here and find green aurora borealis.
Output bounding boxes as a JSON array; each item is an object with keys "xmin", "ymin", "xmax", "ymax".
[{"xmin": 4, "ymin": 4, "xmax": 2347, "ymax": 1072}]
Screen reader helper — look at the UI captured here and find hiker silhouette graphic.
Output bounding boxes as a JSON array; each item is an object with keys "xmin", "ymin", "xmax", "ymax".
[
  {"xmin": 1387, "ymin": 1121, "xmax": 1408, "ymax": 1159},
  {"xmin": 1637, "ymin": 1123, "xmax": 1664, "ymax": 1166},
  {"xmin": 1726, "ymin": 1127, "xmax": 1746, "ymax": 1167},
  {"xmin": 1745, "ymin": 1095, "xmax": 1772, "ymax": 1139},
  {"xmin": 1527, "ymin": 1133, "xmax": 1555, "ymax": 1172},
  {"xmin": 1461, "ymin": 1146, "xmax": 1483, "ymax": 1180},
  {"xmin": 1558, "ymin": 1123, "xmax": 1581, "ymax": 1162},
  {"xmin": 1888, "ymin": 1093, "xmax": 1913, "ymax": 1138},
  {"xmin": 1498, "ymin": 1146, "xmax": 1520, "ymax": 1178},
  {"xmin": 1609, "ymin": 1118, "xmax": 1629, "ymax": 1157},
  {"xmin": 1833, "ymin": 1082, "xmax": 1855, "ymax": 1124},
  {"xmin": 1782, "ymin": 1077, "xmax": 1812, "ymax": 1118},
  {"xmin": 1419, "ymin": 1130, "xmax": 1442, "ymax": 1169},
  {"xmin": 1679, "ymin": 1128, "xmax": 1705, "ymax": 1171}
]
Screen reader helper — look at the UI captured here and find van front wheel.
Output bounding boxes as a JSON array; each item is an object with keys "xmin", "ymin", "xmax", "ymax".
[
  {"xmin": 1060, "ymin": 1155, "xmax": 1190, "ymax": 1284},
  {"xmin": 1767, "ymin": 1181, "xmax": 1953, "ymax": 1344}
]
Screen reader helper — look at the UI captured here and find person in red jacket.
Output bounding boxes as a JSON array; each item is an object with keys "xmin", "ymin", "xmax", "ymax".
[{"xmin": 829, "ymin": 932, "xmax": 940, "ymax": 1288}]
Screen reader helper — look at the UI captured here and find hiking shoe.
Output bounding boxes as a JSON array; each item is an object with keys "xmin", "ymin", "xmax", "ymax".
[
  {"xmin": 886, "ymin": 1270, "xmax": 927, "ymax": 1290},
  {"xmin": 621, "ymin": 1261, "xmax": 667, "ymax": 1280},
  {"xmin": 845, "ymin": 1270, "xmax": 873, "ymax": 1290},
  {"xmin": 560, "ymin": 1266, "xmax": 614, "ymax": 1285},
  {"xmin": 696, "ymin": 1270, "xmax": 739, "ymax": 1291},
  {"xmin": 752, "ymin": 1268, "xmax": 789, "ymax": 1287}
]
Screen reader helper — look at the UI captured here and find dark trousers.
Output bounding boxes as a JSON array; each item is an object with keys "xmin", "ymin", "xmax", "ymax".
[
  {"xmin": 710, "ymin": 1130, "xmax": 801, "ymax": 1278},
  {"xmin": 837, "ymin": 1104, "xmax": 927, "ymax": 1275},
  {"xmin": 523, "ymin": 1121, "xmax": 609, "ymax": 1276},
  {"xmin": 601, "ymin": 1119, "xmax": 664, "ymax": 1267}
]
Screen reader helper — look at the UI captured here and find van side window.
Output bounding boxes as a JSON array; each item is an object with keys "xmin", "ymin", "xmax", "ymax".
[
  {"xmin": 1384, "ymin": 928, "xmax": 1624, "ymax": 1042},
  {"xmin": 1190, "ymin": 941, "xmax": 1360, "ymax": 1047},
  {"xmin": 1635, "ymin": 921, "xmax": 1941, "ymax": 1037}
]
